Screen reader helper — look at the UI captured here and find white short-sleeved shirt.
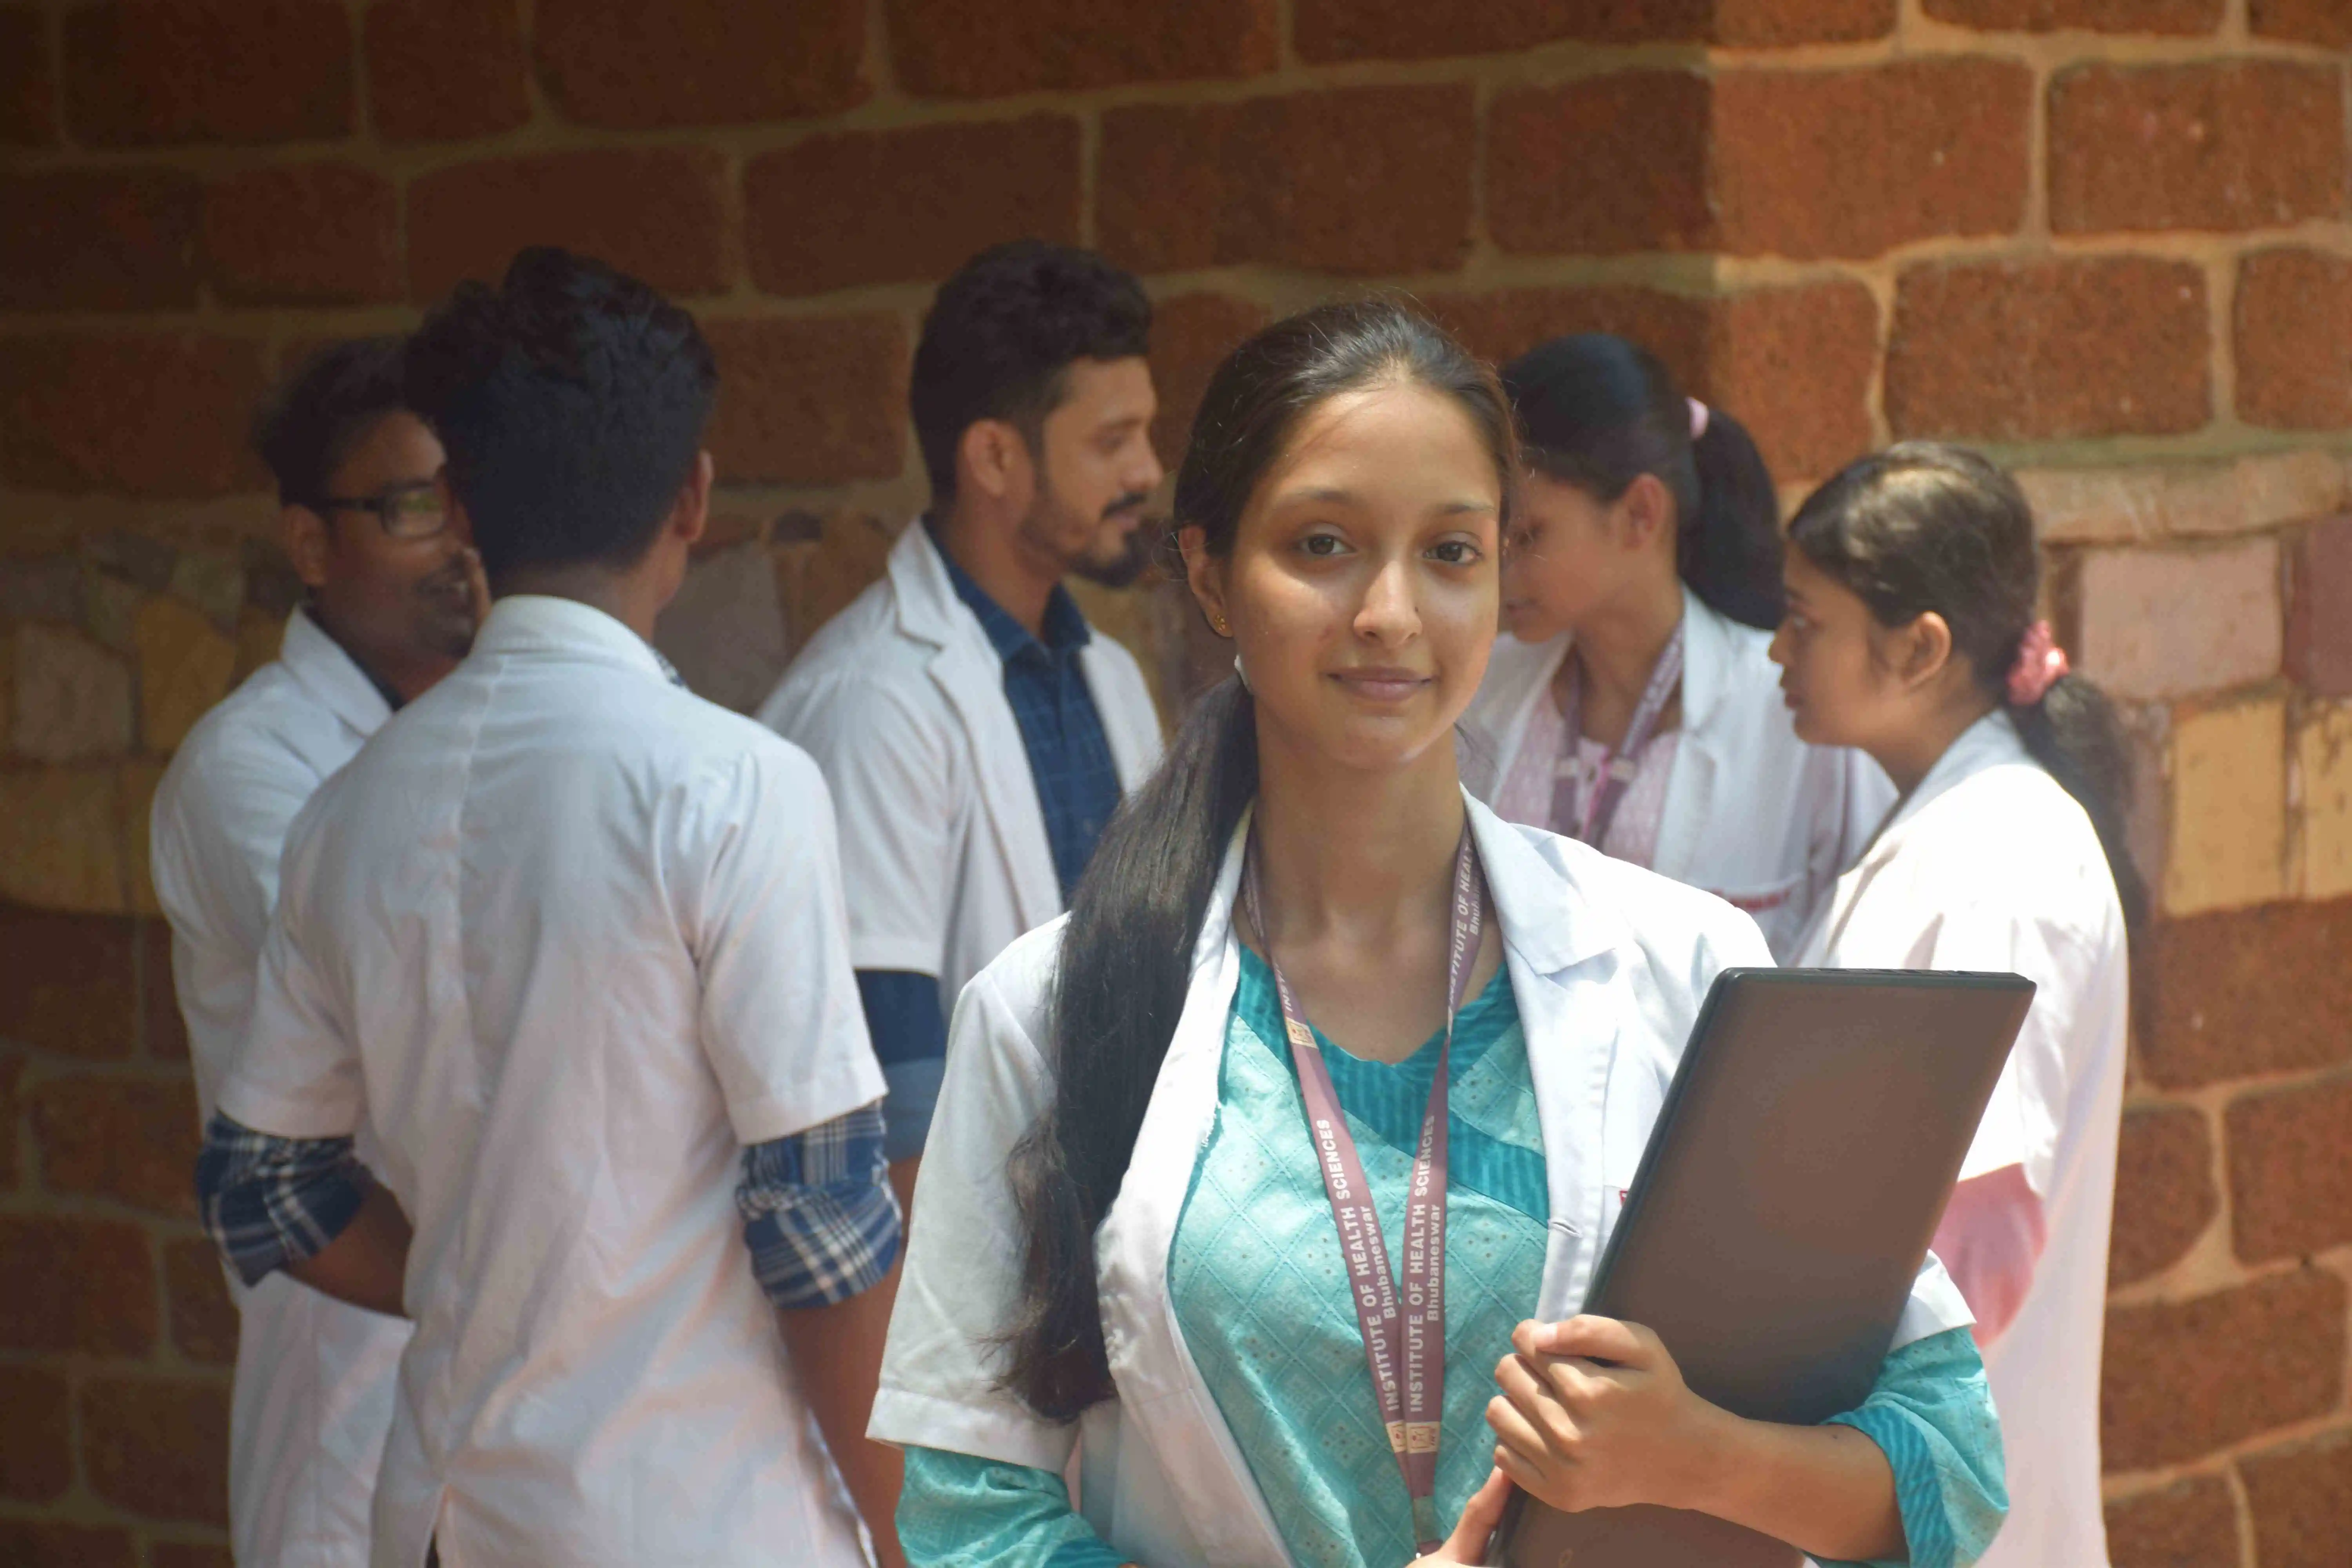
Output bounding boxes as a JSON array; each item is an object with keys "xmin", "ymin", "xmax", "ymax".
[
  {"xmin": 220, "ymin": 595, "xmax": 887, "ymax": 1568},
  {"xmin": 149, "ymin": 606, "xmax": 412, "ymax": 1568}
]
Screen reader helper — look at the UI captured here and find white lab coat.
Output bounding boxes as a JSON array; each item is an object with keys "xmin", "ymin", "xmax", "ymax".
[
  {"xmin": 220, "ymin": 597, "xmax": 885, "ymax": 1568},
  {"xmin": 759, "ymin": 522, "xmax": 1164, "ymax": 1015},
  {"xmin": 1461, "ymin": 589, "xmax": 1893, "ymax": 960},
  {"xmin": 149, "ymin": 606, "xmax": 410, "ymax": 1568},
  {"xmin": 1795, "ymin": 712, "xmax": 2128, "ymax": 1568},
  {"xmin": 871, "ymin": 793, "xmax": 1974, "ymax": 1568}
]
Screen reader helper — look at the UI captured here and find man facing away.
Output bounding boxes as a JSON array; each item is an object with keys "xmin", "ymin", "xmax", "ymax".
[
  {"xmin": 196, "ymin": 248, "xmax": 906, "ymax": 1568},
  {"xmin": 151, "ymin": 336, "xmax": 479, "ymax": 1566},
  {"xmin": 759, "ymin": 241, "xmax": 1167, "ymax": 1208}
]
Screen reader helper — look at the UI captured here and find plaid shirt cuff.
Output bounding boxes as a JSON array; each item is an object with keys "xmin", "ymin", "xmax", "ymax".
[
  {"xmin": 737, "ymin": 1101, "xmax": 901, "ymax": 1310},
  {"xmin": 195, "ymin": 1111, "xmax": 372, "ymax": 1288}
]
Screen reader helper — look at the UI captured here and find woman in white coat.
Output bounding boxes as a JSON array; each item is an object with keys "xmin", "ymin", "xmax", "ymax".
[
  {"xmin": 1463, "ymin": 336, "xmax": 1891, "ymax": 958},
  {"xmin": 872, "ymin": 304, "xmax": 2006, "ymax": 1568},
  {"xmin": 1775, "ymin": 444, "xmax": 2144, "ymax": 1568}
]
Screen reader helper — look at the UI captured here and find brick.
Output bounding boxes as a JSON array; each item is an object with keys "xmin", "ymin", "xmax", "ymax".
[
  {"xmin": 1149, "ymin": 294, "xmax": 1273, "ymax": 483},
  {"xmin": 80, "ymin": 1374, "xmax": 230, "ymax": 1525},
  {"xmin": 2102, "ymin": 1269, "xmax": 2346, "ymax": 1472},
  {"xmin": 0, "ymin": 1214, "xmax": 155, "ymax": 1353},
  {"xmin": 2104, "ymin": 1475, "xmax": 2241, "ymax": 1568},
  {"xmin": 0, "ymin": 334, "xmax": 270, "ymax": 498},
  {"xmin": 0, "ymin": 170, "xmax": 202, "ymax": 311},
  {"xmin": 365, "ymin": 0, "xmax": 529, "ymax": 143},
  {"xmin": 1102, "ymin": 87, "xmax": 1475, "ymax": 276},
  {"xmin": 65, "ymin": 1, "xmax": 352, "ymax": 147},
  {"xmin": 0, "ymin": 1364, "xmax": 71, "ymax": 1501},
  {"xmin": 2303, "ymin": 705, "xmax": 2352, "ymax": 899},
  {"xmin": 118, "ymin": 757, "xmax": 165, "ymax": 920},
  {"xmin": 408, "ymin": 150, "xmax": 731, "ymax": 302},
  {"xmin": 2228, "ymin": 1077, "xmax": 2352, "ymax": 1262},
  {"xmin": 747, "ymin": 118, "xmax": 1080, "ymax": 298},
  {"xmin": 2252, "ymin": 0, "xmax": 2352, "ymax": 46},
  {"xmin": 0, "ymin": 5, "xmax": 54, "ymax": 144},
  {"xmin": 1923, "ymin": 0, "xmax": 2221, "ymax": 28},
  {"xmin": 2290, "ymin": 517, "xmax": 2352, "ymax": 697},
  {"xmin": 203, "ymin": 164, "xmax": 398, "ymax": 306},
  {"xmin": 15, "ymin": 622, "xmax": 136, "ymax": 762},
  {"xmin": 169, "ymin": 549, "xmax": 245, "ymax": 632},
  {"xmin": 2237, "ymin": 250, "xmax": 2352, "ymax": 432},
  {"xmin": 2166, "ymin": 697, "xmax": 2288, "ymax": 916},
  {"xmin": 0, "ymin": 1523, "xmax": 136, "ymax": 1568},
  {"xmin": 151, "ymin": 1548, "xmax": 235, "ymax": 1568},
  {"xmin": 1487, "ymin": 73, "xmax": 1713, "ymax": 258},
  {"xmin": 704, "ymin": 316, "xmax": 909, "ymax": 487},
  {"xmin": 2241, "ymin": 1429, "xmax": 2352, "ymax": 1568},
  {"xmin": 2139, "ymin": 896, "xmax": 2352, "ymax": 1086},
  {"xmin": 1431, "ymin": 287, "xmax": 1713, "ymax": 377},
  {"xmin": 0, "ymin": 556, "xmax": 83, "ymax": 624},
  {"xmin": 1887, "ymin": 258, "xmax": 2209, "ymax": 441},
  {"xmin": 87, "ymin": 529, "xmax": 178, "ymax": 593},
  {"xmin": 28, "ymin": 1074, "xmax": 200, "ymax": 1218},
  {"xmin": 653, "ymin": 541, "xmax": 789, "ymax": 712},
  {"xmin": 537, "ymin": 0, "xmax": 866, "ymax": 128},
  {"xmin": 2051, "ymin": 64, "xmax": 2345, "ymax": 236},
  {"xmin": 136, "ymin": 595, "xmax": 238, "ymax": 751},
  {"xmin": 887, "ymin": 0, "xmax": 1275, "ymax": 97},
  {"xmin": 774, "ymin": 513, "xmax": 897, "ymax": 654},
  {"xmin": 0, "ymin": 766, "xmax": 128, "ymax": 915},
  {"xmin": 1710, "ymin": 281, "xmax": 1880, "ymax": 486},
  {"xmin": 165, "ymin": 1236, "xmax": 236, "ymax": 1364},
  {"xmin": 2074, "ymin": 539, "xmax": 2280, "ymax": 701},
  {"xmin": 0, "ymin": 1051, "xmax": 19, "ymax": 1183},
  {"xmin": 1713, "ymin": 0, "xmax": 1897, "ymax": 44},
  {"xmin": 2108, "ymin": 1104, "xmax": 2216, "ymax": 1287},
  {"xmin": 2023, "ymin": 452, "xmax": 2346, "ymax": 546},
  {"xmin": 142, "ymin": 916, "xmax": 188, "ymax": 1062},
  {"xmin": 1715, "ymin": 60, "xmax": 2033, "ymax": 260},
  {"xmin": 1296, "ymin": 0, "xmax": 1705, "ymax": 59}
]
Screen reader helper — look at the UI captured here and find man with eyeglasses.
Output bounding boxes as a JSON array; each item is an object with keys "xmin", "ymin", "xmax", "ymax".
[{"xmin": 150, "ymin": 335, "xmax": 481, "ymax": 1568}]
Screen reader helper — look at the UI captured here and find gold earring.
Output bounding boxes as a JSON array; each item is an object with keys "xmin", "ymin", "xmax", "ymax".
[{"xmin": 1213, "ymin": 615, "xmax": 1231, "ymax": 635}]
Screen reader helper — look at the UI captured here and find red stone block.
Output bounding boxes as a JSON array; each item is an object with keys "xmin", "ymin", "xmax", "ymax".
[
  {"xmin": 150, "ymin": 1547, "xmax": 236, "ymax": 1568},
  {"xmin": 1886, "ymin": 257, "xmax": 2209, "ymax": 441},
  {"xmin": 2237, "ymin": 250, "xmax": 2352, "ymax": 433},
  {"xmin": 0, "ymin": 5, "xmax": 56, "ymax": 145},
  {"xmin": 408, "ymin": 149, "xmax": 732, "ymax": 302},
  {"xmin": 2138, "ymin": 898, "xmax": 2352, "ymax": 1087},
  {"xmin": 29, "ymin": 1074, "xmax": 201, "ymax": 1219},
  {"xmin": 365, "ymin": 0, "xmax": 529, "ymax": 144},
  {"xmin": 165, "ymin": 1236, "xmax": 238, "ymax": 1365},
  {"xmin": 536, "ymin": 0, "xmax": 866, "ymax": 129},
  {"xmin": 1148, "ymin": 294, "xmax": 1273, "ymax": 478},
  {"xmin": 703, "ymin": 316, "xmax": 909, "ymax": 487},
  {"xmin": 64, "ymin": 1, "xmax": 353, "ymax": 147},
  {"xmin": 2051, "ymin": 64, "xmax": 2345, "ymax": 236},
  {"xmin": 0, "ymin": 334, "xmax": 270, "ymax": 499},
  {"xmin": 886, "ymin": 0, "xmax": 1276, "ymax": 97},
  {"xmin": 142, "ymin": 916, "xmax": 189, "ymax": 1062},
  {"xmin": 1, "ymin": 1054, "xmax": 20, "ymax": 1185},
  {"xmin": 0, "ymin": 1522, "xmax": 136, "ymax": 1568},
  {"xmin": 0, "ymin": 906, "xmax": 139, "ymax": 1060},
  {"xmin": 1486, "ymin": 73, "xmax": 1713, "ymax": 258},
  {"xmin": 1429, "ymin": 287, "xmax": 1714, "ymax": 380},
  {"xmin": 2104, "ymin": 1475, "xmax": 2241, "ymax": 1568},
  {"xmin": 1713, "ymin": 0, "xmax": 1897, "ymax": 44},
  {"xmin": 204, "ymin": 163, "xmax": 399, "ymax": 305},
  {"xmin": 0, "ymin": 1214, "xmax": 156, "ymax": 1355},
  {"xmin": 1101, "ymin": 86, "xmax": 1475, "ymax": 276},
  {"xmin": 747, "ymin": 118, "xmax": 1080, "ymax": 298},
  {"xmin": 1924, "ymin": 0, "xmax": 2221, "ymax": 28},
  {"xmin": 0, "ymin": 169, "xmax": 202, "ymax": 311},
  {"xmin": 2227, "ymin": 1078, "xmax": 2352, "ymax": 1263},
  {"xmin": 80, "ymin": 1374, "xmax": 231, "ymax": 1526},
  {"xmin": 2240, "ymin": 1429, "xmax": 2352, "ymax": 1568},
  {"xmin": 1295, "ymin": 0, "xmax": 1707, "ymax": 59},
  {"xmin": 2107, "ymin": 1103, "xmax": 2217, "ymax": 1286},
  {"xmin": 2288, "ymin": 516, "xmax": 2352, "ymax": 699},
  {"xmin": 1715, "ymin": 59, "xmax": 2033, "ymax": 260},
  {"xmin": 1710, "ymin": 281, "xmax": 1880, "ymax": 487},
  {"xmin": 0, "ymin": 1365, "xmax": 72, "ymax": 1501},
  {"xmin": 2253, "ymin": 0, "xmax": 2352, "ymax": 45},
  {"xmin": 2101, "ymin": 1269, "xmax": 2346, "ymax": 1472}
]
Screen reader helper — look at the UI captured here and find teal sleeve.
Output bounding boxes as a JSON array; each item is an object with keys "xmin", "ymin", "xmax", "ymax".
[
  {"xmin": 1817, "ymin": 1327, "xmax": 2009, "ymax": 1568},
  {"xmin": 898, "ymin": 1445, "xmax": 1127, "ymax": 1568}
]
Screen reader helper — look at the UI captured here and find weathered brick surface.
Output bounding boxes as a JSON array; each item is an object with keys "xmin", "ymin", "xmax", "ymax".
[
  {"xmin": 2050, "ymin": 64, "xmax": 2347, "ymax": 235},
  {"xmin": 136, "ymin": 595, "xmax": 238, "ymax": 752},
  {"xmin": 1924, "ymin": 0, "xmax": 2222, "ymax": 28},
  {"xmin": 165, "ymin": 1236, "xmax": 238, "ymax": 1365},
  {"xmin": 1432, "ymin": 287, "xmax": 1715, "ymax": 383},
  {"xmin": 2237, "ymin": 250, "xmax": 2352, "ymax": 433},
  {"xmin": 2104, "ymin": 1475, "xmax": 2241, "ymax": 1568},
  {"xmin": 14, "ymin": 622, "xmax": 136, "ymax": 763},
  {"xmin": 1295, "ymin": 0, "xmax": 1707, "ymax": 58},
  {"xmin": 1102, "ymin": 87, "xmax": 1476, "ymax": 276},
  {"xmin": 0, "ymin": 169, "xmax": 201, "ymax": 313},
  {"xmin": 2302, "ymin": 704, "xmax": 2352, "ymax": 899},
  {"xmin": 747, "ymin": 118, "xmax": 1081, "ymax": 297},
  {"xmin": 365, "ymin": 0, "xmax": 530, "ymax": 143},
  {"xmin": 64, "ymin": 0, "xmax": 352, "ymax": 147},
  {"xmin": 1713, "ymin": 0, "xmax": 1897, "ymax": 44},
  {"xmin": 0, "ymin": 1523, "xmax": 136, "ymax": 1568},
  {"xmin": 1886, "ymin": 258, "xmax": 2209, "ymax": 440},
  {"xmin": 204, "ymin": 164, "xmax": 399, "ymax": 306},
  {"xmin": 2166, "ymin": 697, "xmax": 2288, "ymax": 916},
  {"xmin": 0, "ymin": 5, "xmax": 54, "ymax": 145},
  {"xmin": 1148, "ymin": 294, "xmax": 1273, "ymax": 481},
  {"xmin": 0, "ymin": 1214, "xmax": 154, "ymax": 1354},
  {"xmin": 2101, "ymin": 1268, "xmax": 2347, "ymax": 1472},
  {"xmin": 2289, "ymin": 517, "xmax": 2352, "ymax": 697},
  {"xmin": 536, "ymin": 0, "xmax": 867, "ymax": 129},
  {"xmin": 150, "ymin": 1547, "xmax": 235, "ymax": 1568},
  {"xmin": 0, "ymin": 766, "xmax": 129, "ymax": 915},
  {"xmin": 2138, "ymin": 897, "xmax": 2352, "ymax": 1087},
  {"xmin": 408, "ymin": 150, "xmax": 732, "ymax": 301},
  {"xmin": 0, "ymin": 1365, "xmax": 71, "ymax": 1501},
  {"xmin": 887, "ymin": 0, "xmax": 1277, "ymax": 97},
  {"xmin": 2073, "ymin": 539, "xmax": 2279, "ymax": 700},
  {"xmin": 142, "ymin": 915, "xmax": 188, "ymax": 1062},
  {"xmin": 0, "ymin": 906, "xmax": 138, "ymax": 1061},
  {"xmin": 2251, "ymin": 0, "xmax": 2352, "ymax": 45},
  {"xmin": 2240, "ymin": 1429, "xmax": 2352, "ymax": 1568},
  {"xmin": 0, "ymin": 1052, "xmax": 20, "ymax": 1185},
  {"xmin": 703, "ymin": 316, "xmax": 909, "ymax": 487},
  {"xmin": 1714, "ymin": 60, "xmax": 2033, "ymax": 260},
  {"xmin": 80, "ymin": 1375, "xmax": 231, "ymax": 1526},
  {"xmin": 2227, "ymin": 1077, "xmax": 2352, "ymax": 1263},
  {"xmin": 1710, "ymin": 281, "xmax": 1880, "ymax": 485},
  {"xmin": 1487, "ymin": 73, "xmax": 1713, "ymax": 258},
  {"xmin": 2108, "ymin": 1104, "xmax": 2216, "ymax": 1287},
  {"xmin": 27, "ymin": 1074, "xmax": 200, "ymax": 1218},
  {"xmin": 0, "ymin": 334, "xmax": 270, "ymax": 498}
]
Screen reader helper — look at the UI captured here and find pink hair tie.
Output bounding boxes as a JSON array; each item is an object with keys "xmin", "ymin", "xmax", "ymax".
[
  {"xmin": 2007, "ymin": 620, "xmax": 2069, "ymax": 706},
  {"xmin": 1687, "ymin": 397, "xmax": 1710, "ymax": 440}
]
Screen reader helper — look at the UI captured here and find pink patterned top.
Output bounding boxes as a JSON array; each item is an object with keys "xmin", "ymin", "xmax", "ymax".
[{"xmin": 1492, "ymin": 678, "xmax": 1681, "ymax": 869}]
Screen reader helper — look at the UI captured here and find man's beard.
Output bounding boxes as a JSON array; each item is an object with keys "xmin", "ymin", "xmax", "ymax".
[{"xmin": 1019, "ymin": 486, "xmax": 1158, "ymax": 590}]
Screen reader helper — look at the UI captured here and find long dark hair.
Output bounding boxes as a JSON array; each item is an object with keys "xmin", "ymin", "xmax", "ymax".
[
  {"xmin": 1500, "ymin": 333, "xmax": 1783, "ymax": 629},
  {"xmin": 1787, "ymin": 442, "xmax": 2147, "ymax": 930},
  {"xmin": 1000, "ymin": 300, "xmax": 1517, "ymax": 1420}
]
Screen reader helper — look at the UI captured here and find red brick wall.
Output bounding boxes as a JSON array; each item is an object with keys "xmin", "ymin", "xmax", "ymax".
[{"xmin": 2, "ymin": 3, "xmax": 2348, "ymax": 1562}]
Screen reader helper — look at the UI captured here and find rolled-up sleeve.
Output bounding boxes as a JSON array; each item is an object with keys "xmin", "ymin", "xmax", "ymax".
[
  {"xmin": 1820, "ymin": 1325, "xmax": 2009, "ymax": 1568},
  {"xmin": 737, "ymin": 1100, "xmax": 902, "ymax": 1309},
  {"xmin": 194, "ymin": 1111, "xmax": 373, "ymax": 1287}
]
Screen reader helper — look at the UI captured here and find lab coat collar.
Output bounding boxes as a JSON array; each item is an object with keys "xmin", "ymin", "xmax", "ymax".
[
  {"xmin": 1870, "ymin": 709, "xmax": 2031, "ymax": 859},
  {"xmin": 276, "ymin": 606, "xmax": 394, "ymax": 739},
  {"xmin": 470, "ymin": 593, "xmax": 672, "ymax": 681},
  {"xmin": 1675, "ymin": 586, "xmax": 1737, "ymax": 733}
]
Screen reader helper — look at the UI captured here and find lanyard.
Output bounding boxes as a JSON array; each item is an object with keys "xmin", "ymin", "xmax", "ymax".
[
  {"xmin": 1550, "ymin": 620, "xmax": 1686, "ymax": 851},
  {"xmin": 1242, "ymin": 825, "xmax": 1487, "ymax": 1557}
]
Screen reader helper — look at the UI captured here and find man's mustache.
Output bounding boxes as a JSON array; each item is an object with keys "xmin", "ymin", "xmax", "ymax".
[{"xmin": 1102, "ymin": 491, "xmax": 1152, "ymax": 523}]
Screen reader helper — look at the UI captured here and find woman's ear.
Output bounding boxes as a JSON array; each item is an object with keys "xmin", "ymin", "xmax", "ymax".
[
  {"xmin": 1896, "ymin": 610, "xmax": 1957, "ymax": 690},
  {"xmin": 1180, "ymin": 525, "xmax": 1230, "ymax": 635},
  {"xmin": 1615, "ymin": 472, "xmax": 1675, "ymax": 554}
]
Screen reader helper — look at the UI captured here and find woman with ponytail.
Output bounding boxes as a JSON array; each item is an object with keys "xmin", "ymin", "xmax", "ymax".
[
  {"xmin": 1463, "ymin": 334, "xmax": 1893, "ymax": 958},
  {"xmin": 1776, "ymin": 442, "xmax": 2141, "ymax": 1568},
  {"xmin": 871, "ymin": 307, "xmax": 2006, "ymax": 1568}
]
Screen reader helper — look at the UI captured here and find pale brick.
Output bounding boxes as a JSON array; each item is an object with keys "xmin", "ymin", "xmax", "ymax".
[
  {"xmin": 2075, "ymin": 540, "xmax": 2280, "ymax": 701},
  {"xmin": 2166, "ymin": 697, "xmax": 2288, "ymax": 916},
  {"xmin": 82, "ymin": 571, "xmax": 146, "ymax": 655},
  {"xmin": 649, "ymin": 541, "xmax": 788, "ymax": 715},
  {"xmin": 119, "ymin": 757, "xmax": 163, "ymax": 918},
  {"xmin": 166, "ymin": 549, "xmax": 244, "ymax": 629},
  {"xmin": 0, "ymin": 764, "xmax": 126, "ymax": 913},
  {"xmin": 2298, "ymin": 703, "xmax": 2352, "ymax": 900},
  {"xmin": 135, "ymin": 595, "xmax": 236, "ymax": 752},
  {"xmin": 13, "ymin": 623, "xmax": 135, "ymax": 762},
  {"xmin": 233, "ymin": 607, "xmax": 282, "ymax": 683},
  {"xmin": 2022, "ymin": 452, "xmax": 2345, "ymax": 546}
]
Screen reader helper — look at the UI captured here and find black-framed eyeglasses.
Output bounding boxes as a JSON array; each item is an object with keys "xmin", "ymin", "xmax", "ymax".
[{"xmin": 310, "ymin": 479, "xmax": 452, "ymax": 541}]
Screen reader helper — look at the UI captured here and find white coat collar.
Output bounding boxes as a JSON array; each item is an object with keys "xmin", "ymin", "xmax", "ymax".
[
  {"xmin": 277, "ymin": 605, "xmax": 394, "ymax": 738},
  {"xmin": 470, "ymin": 593, "xmax": 672, "ymax": 679}
]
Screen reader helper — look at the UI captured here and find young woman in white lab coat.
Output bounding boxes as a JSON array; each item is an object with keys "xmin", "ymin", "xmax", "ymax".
[
  {"xmin": 1462, "ymin": 336, "xmax": 1891, "ymax": 958},
  {"xmin": 1774, "ymin": 443, "xmax": 2143, "ymax": 1568},
  {"xmin": 871, "ymin": 304, "xmax": 2006, "ymax": 1568}
]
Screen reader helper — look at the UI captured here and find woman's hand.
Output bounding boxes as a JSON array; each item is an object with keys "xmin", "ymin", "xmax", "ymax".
[
  {"xmin": 1484, "ymin": 1315, "xmax": 1731, "ymax": 1516},
  {"xmin": 1406, "ymin": 1466, "xmax": 1514, "ymax": 1566}
]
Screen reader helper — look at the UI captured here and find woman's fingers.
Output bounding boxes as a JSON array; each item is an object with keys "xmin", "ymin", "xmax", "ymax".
[
  {"xmin": 1517, "ymin": 1314, "xmax": 1653, "ymax": 1366},
  {"xmin": 1485, "ymin": 1392, "xmax": 1555, "ymax": 1462},
  {"xmin": 1442, "ymin": 1468, "xmax": 1514, "ymax": 1557}
]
